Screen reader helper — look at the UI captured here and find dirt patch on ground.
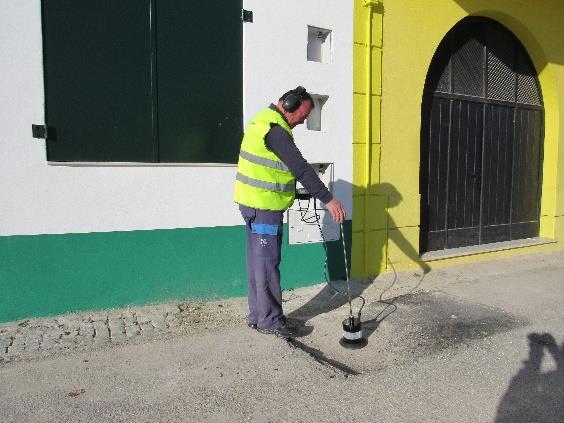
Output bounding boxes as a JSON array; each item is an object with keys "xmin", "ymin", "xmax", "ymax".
[{"xmin": 285, "ymin": 290, "xmax": 528, "ymax": 374}]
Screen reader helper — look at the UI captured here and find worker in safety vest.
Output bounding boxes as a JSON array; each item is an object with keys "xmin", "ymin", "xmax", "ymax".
[{"xmin": 234, "ymin": 86, "xmax": 346, "ymax": 338}]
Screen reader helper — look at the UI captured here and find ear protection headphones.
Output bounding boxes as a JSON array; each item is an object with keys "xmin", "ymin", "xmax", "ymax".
[{"xmin": 282, "ymin": 86, "xmax": 307, "ymax": 112}]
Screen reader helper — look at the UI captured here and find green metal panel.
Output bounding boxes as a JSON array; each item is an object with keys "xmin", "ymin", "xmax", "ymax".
[
  {"xmin": 156, "ymin": 0, "xmax": 243, "ymax": 163},
  {"xmin": 42, "ymin": 0, "xmax": 155, "ymax": 162}
]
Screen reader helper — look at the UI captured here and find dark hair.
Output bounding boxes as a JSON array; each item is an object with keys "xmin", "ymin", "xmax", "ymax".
[{"xmin": 279, "ymin": 86, "xmax": 315, "ymax": 109}]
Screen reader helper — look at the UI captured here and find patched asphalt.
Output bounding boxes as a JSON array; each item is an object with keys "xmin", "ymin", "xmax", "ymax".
[{"xmin": 285, "ymin": 290, "xmax": 529, "ymax": 375}]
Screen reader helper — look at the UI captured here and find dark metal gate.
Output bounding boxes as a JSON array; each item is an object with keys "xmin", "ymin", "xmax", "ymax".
[{"xmin": 420, "ymin": 17, "xmax": 544, "ymax": 253}]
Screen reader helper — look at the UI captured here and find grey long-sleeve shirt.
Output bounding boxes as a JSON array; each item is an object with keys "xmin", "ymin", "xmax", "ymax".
[{"xmin": 264, "ymin": 104, "xmax": 333, "ymax": 204}]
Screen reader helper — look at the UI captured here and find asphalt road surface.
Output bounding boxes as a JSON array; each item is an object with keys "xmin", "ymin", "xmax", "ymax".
[{"xmin": 1, "ymin": 251, "xmax": 563, "ymax": 422}]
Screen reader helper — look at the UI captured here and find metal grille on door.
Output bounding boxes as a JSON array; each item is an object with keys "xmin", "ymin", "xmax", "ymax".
[{"xmin": 420, "ymin": 17, "xmax": 544, "ymax": 253}]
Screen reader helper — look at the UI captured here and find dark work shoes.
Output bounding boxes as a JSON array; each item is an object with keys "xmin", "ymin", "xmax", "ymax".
[
  {"xmin": 247, "ymin": 316, "xmax": 299, "ymax": 338},
  {"xmin": 256, "ymin": 324, "xmax": 296, "ymax": 338},
  {"xmin": 247, "ymin": 316, "xmax": 286, "ymax": 331}
]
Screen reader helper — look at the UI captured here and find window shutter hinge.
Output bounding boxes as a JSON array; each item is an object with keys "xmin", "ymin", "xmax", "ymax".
[
  {"xmin": 242, "ymin": 9, "xmax": 253, "ymax": 23},
  {"xmin": 32, "ymin": 124, "xmax": 49, "ymax": 140}
]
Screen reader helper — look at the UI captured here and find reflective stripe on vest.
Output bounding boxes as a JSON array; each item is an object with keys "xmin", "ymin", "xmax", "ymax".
[
  {"xmin": 236, "ymin": 172, "xmax": 295, "ymax": 192},
  {"xmin": 239, "ymin": 150, "xmax": 290, "ymax": 172}
]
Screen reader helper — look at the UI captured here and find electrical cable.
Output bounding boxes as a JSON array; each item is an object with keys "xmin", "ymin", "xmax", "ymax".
[
  {"xmin": 305, "ymin": 197, "xmax": 365, "ymax": 319},
  {"xmin": 296, "ymin": 197, "xmax": 322, "ymax": 224},
  {"xmin": 340, "ymin": 222, "xmax": 353, "ymax": 317}
]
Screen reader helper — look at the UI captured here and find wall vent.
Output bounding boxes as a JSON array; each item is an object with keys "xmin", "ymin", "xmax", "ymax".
[
  {"xmin": 307, "ymin": 94, "xmax": 329, "ymax": 131},
  {"xmin": 307, "ymin": 26, "xmax": 332, "ymax": 64}
]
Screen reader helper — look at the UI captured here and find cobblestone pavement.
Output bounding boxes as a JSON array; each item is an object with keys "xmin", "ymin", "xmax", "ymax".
[{"xmin": 0, "ymin": 300, "xmax": 247, "ymax": 364}]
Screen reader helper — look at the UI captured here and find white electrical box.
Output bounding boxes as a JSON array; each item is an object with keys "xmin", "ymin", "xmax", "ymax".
[
  {"xmin": 296, "ymin": 162, "xmax": 333, "ymax": 191},
  {"xmin": 289, "ymin": 162, "xmax": 339, "ymax": 245},
  {"xmin": 288, "ymin": 208, "xmax": 340, "ymax": 244}
]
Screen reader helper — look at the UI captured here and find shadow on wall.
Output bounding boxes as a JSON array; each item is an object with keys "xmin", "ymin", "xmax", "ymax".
[
  {"xmin": 495, "ymin": 332, "xmax": 563, "ymax": 422},
  {"xmin": 326, "ymin": 180, "xmax": 430, "ymax": 279},
  {"xmin": 377, "ymin": 182, "xmax": 430, "ymax": 275}
]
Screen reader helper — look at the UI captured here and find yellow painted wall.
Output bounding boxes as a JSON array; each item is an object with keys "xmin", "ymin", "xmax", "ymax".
[{"xmin": 352, "ymin": 0, "xmax": 564, "ymax": 277}]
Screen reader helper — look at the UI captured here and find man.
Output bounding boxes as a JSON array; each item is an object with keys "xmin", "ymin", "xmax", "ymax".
[{"xmin": 234, "ymin": 86, "xmax": 346, "ymax": 338}]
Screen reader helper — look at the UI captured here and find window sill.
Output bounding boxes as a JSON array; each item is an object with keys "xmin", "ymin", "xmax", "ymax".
[
  {"xmin": 421, "ymin": 237, "xmax": 558, "ymax": 262},
  {"xmin": 47, "ymin": 162, "xmax": 237, "ymax": 168}
]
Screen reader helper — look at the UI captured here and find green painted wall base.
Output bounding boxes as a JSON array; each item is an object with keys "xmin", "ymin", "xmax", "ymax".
[{"xmin": 0, "ymin": 222, "xmax": 351, "ymax": 323}]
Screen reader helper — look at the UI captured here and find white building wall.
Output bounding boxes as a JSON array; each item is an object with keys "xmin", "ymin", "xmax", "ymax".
[
  {"xmin": 0, "ymin": 0, "xmax": 353, "ymax": 237},
  {"xmin": 243, "ymin": 0, "xmax": 354, "ymax": 213}
]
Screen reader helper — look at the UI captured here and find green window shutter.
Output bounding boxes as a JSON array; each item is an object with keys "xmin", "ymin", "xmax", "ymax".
[
  {"xmin": 156, "ymin": 0, "xmax": 243, "ymax": 163},
  {"xmin": 42, "ymin": 0, "xmax": 243, "ymax": 164},
  {"xmin": 43, "ymin": 0, "xmax": 155, "ymax": 162}
]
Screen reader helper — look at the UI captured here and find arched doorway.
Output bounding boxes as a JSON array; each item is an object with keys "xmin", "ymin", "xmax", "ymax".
[{"xmin": 420, "ymin": 17, "xmax": 544, "ymax": 253}]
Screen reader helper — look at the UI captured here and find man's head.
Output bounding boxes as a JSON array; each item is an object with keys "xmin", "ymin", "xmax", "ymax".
[{"xmin": 277, "ymin": 86, "xmax": 314, "ymax": 128}]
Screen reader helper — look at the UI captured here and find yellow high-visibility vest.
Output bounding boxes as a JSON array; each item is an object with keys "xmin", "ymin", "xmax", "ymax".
[{"xmin": 234, "ymin": 108, "xmax": 296, "ymax": 210}]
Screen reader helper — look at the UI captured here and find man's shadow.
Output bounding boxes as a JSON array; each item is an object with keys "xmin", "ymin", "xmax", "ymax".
[
  {"xmin": 495, "ymin": 332, "xmax": 564, "ymax": 422},
  {"xmin": 286, "ymin": 182, "xmax": 430, "ymax": 340}
]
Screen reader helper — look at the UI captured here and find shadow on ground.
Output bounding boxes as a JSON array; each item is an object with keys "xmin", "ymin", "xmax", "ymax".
[{"xmin": 495, "ymin": 332, "xmax": 564, "ymax": 422}]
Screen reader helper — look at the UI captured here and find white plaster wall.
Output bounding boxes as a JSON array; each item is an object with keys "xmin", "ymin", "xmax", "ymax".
[
  {"xmin": 0, "ymin": 0, "xmax": 353, "ymax": 236},
  {"xmin": 243, "ymin": 0, "xmax": 354, "ymax": 212}
]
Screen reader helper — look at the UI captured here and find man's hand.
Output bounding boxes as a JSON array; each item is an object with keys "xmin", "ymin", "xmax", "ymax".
[{"xmin": 325, "ymin": 198, "xmax": 346, "ymax": 224}]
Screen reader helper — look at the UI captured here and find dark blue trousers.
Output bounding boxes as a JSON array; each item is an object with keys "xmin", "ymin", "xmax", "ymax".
[{"xmin": 239, "ymin": 205, "xmax": 285, "ymax": 330}]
